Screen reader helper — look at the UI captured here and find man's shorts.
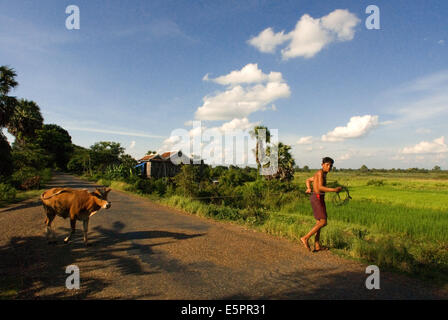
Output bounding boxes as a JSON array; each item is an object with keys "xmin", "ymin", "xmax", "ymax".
[{"xmin": 310, "ymin": 193, "xmax": 327, "ymax": 220}]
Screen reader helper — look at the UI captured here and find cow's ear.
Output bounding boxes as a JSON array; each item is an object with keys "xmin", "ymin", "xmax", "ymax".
[{"xmin": 105, "ymin": 188, "xmax": 112, "ymax": 194}]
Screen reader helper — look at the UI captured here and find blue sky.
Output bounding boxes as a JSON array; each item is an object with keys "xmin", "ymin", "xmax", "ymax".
[{"xmin": 1, "ymin": 0, "xmax": 447, "ymax": 169}]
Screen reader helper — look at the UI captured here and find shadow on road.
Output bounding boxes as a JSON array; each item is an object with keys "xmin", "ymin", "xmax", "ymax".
[
  {"xmin": 0, "ymin": 219, "xmax": 205, "ymax": 299},
  {"xmin": 220, "ymin": 266, "xmax": 445, "ymax": 300},
  {"xmin": 0, "ymin": 200, "xmax": 42, "ymax": 213},
  {"xmin": 43, "ymin": 172, "xmax": 107, "ymax": 190}
]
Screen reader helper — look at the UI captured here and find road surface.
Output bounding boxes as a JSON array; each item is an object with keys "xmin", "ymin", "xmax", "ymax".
[{"xmin": 0, "ymin": 173, "xmax": 446, "ymax": 299}]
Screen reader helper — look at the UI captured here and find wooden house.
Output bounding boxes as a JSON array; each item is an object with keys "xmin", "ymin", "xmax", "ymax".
[{"xmin": 136, "ymin": 151, "xmax": 203, "ymax": 179}]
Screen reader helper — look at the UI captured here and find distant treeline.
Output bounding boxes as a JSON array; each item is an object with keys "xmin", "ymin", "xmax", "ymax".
[{"xmin": 294, "ymin": 165, "xmax": 445, "ymax": 173}]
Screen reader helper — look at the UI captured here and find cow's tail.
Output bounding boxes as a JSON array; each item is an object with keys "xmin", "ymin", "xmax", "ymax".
[{"xmin": 41, "ymin": 190, "xmax": 67, "ymax": 200}]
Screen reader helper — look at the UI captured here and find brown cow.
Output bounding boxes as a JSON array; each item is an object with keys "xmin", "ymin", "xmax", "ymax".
[{"xmin": 41, "ymin": 187, "xmax": 112, "ymax": 245}]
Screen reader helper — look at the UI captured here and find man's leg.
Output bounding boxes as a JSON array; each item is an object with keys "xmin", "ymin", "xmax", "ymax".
[
  {"xmin": 315, "ymin": 228, "xmax": 321, "ymax": 248},
  {"xmin": 301, "ymin": 219, "xmax": 326, "ymax": 251},
  {"xmin": 314, "ymin": 219, "xmax": 328, "ymax": 251}
]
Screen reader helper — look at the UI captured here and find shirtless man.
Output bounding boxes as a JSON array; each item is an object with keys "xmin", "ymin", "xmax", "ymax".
[{"xmin": 300, "ymin": 157, "xmax": 342, "ymax": 252}]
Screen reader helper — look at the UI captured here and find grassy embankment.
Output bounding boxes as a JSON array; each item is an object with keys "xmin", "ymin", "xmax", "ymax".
[{"xmin": 0, "ymin": 168, "xmax": 52, "ymax": 208}]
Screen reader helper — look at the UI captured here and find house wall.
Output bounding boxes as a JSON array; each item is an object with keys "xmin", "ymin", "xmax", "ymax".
[{"xmin": 142, "ymin": 159, "xmax": 202, "ymax": 179}]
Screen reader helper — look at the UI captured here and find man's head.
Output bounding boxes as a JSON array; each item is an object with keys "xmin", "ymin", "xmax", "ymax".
[{"xmin": 321, "ymin": 157, "xmax": 334, "ymax": 173}]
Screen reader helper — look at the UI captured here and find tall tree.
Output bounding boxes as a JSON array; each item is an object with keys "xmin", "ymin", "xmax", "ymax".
[
  {"xmin": 89, "ymin": 141, "xmax": 125, "ymax": 172},
  {"xmin": 269, "ymin": 142, "xmax": 296, "ymax": 182},
  {"xmin": 0, "ymin": 66, "xmax": 18, "ymax": 96},
  {"xmin": 35, "ymin": 124, "xmax": 74, "ymax": 169},
  {"xmin": 7, "ymin": 99, "xmax": 43, "ymax": 145},
  {"xmin": 0, "ymin": 66, "xmax": 19, "ymax": 178},
  {"xmin": 249, "ymin": 125, "xmax": 271, "ymax": 175}
]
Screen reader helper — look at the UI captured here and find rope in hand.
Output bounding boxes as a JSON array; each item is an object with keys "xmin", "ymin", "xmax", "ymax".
[{"xmin": 329, "ymin": 186, "xmax": 352, "ymax": 206}]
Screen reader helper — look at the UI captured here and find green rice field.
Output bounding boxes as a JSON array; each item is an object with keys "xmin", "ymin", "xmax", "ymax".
[{"xmin": 260, "ymin": 171, "xmax": 448, "ymax": 286}]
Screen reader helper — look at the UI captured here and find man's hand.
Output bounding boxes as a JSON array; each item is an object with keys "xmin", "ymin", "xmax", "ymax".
[
  {"xmin": 305, "ymin": 188, "xmax": 312, "ymax": 194},
  {"xmin": 334, "ymin": 186, "xmax": 342, "ymax": 193}
]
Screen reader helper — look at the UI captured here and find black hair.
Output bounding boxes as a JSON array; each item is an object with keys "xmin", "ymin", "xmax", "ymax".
[{"xmin": 322, "ymin": 157, "xmax": 334, "ymax": 165}]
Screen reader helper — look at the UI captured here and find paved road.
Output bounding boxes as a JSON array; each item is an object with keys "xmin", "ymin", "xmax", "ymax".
[{"xmin": 0, "ymin": 173, "xmax": 446, "ymax": 299}]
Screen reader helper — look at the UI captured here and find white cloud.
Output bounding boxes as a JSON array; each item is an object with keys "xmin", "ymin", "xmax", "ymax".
[
  {"xmin": 401, "ymin": 136, "xmax": 448, "ymax": 154},
  {"xmin": 66, "ymin": 126, "xmax": 164, "ymax": 138},
  {"xmin": 321, "ymin": 115, "xmax": 379, "ymax": 142},
  {"xmin": 195, "ymin": 64, "xmax": 290, "ymax": 121},
  {"xmin": 297, "ymin": 136, "xmax": 313, "ymax": 144},
  {"xmin": 395, "ymin": 94, "xmax": 448, "ymax": 124},
  {"xmin": 248, "ymin": 9, "xmax": 360, "ymax": 59},
  {"xmin": 219, "ymin": 117, "xmax": 259, "ymax": 132},
  {"xmin": 129, "ymin": 141, "xmax": 136, "ymax": 149},
  {"xmin": 338, "ymin": 153, "xmax": 351, "ymax": 161},
  {"xmin": 385, "ymin": 70, "xmax": 448, "ymax": 126},
  {"xmin": 438, "ymin": 40, "xmax": 445, "ymax": 45},
  {"xmin": 204, "ymin": 63, "xmax": 284, "ymax": 86},
  {"xmin": 247, "ymin": 28, "xmax": 290, "ymax": 53}
]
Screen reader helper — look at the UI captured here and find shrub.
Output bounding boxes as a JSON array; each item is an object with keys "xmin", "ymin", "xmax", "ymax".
[
  {"xmin": 366, "ymin": 179, "xmax": 385, "ymax": 186},
  {"xmin": 11, "ymin": 167, "xmax": 41, "ymax": 190},
  {"xmin": 134, "ymin": 178, "xmax": 154, "ymax": 194},
  {"xmin": 0, "ymin": 183, "xmax": 16, "ymax": 201},
  {"xmin": 20, "ymin": 175, "xmax": 41, "ymax": 190}
]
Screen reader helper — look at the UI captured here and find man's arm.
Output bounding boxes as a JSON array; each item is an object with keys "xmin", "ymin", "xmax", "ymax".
[
  {"xmin": 305, "ymin": 177, "xmax": 313, "ymax": 193},
  {"xmin": 315, "ymin": 171, "xmax": 342, "ymax": 193}
]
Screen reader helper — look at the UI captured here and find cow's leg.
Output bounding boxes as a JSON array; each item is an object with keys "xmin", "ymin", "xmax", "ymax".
[
  {"xmin": 45, "ymin": 213, "xmax": 57, "ymax": 244},
  {"xmin": 64, "ymin": 218, "xmax": 76, "ymax": 244},
  {"xmin": 82, "ymin": 218, "xmax": 89, "ymax": 245}
]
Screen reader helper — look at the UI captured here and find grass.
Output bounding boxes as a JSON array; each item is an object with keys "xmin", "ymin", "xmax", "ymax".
[{"xmin": 0, "ymin": 189, "xmax": 46, "ymax": 208}]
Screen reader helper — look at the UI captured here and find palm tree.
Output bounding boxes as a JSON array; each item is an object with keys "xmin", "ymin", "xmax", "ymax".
[
  {"xmin": 276, "ymin": 142, "xmax": 296, "ymax": 181},
  {"xmin": 249, "ymin": 125, "xmax": 271, "ymax": 175},
  {"xmin": 0, "ymin": 66, "xmax": 18, "ymax": 178},
  {"xmin": 264, "ymin": 142, "xmax": 295, "ymax": 181},
  {"xmin": 7, "ymin": 99, "xmax": 44, "ymax": 145},
  {"xmin": 0, "ymin": 66, "xmax": 18, "ymax": 96},
  {"xmin": 0, "ymin": 66, "xmax": 19, "ymax": 128}
]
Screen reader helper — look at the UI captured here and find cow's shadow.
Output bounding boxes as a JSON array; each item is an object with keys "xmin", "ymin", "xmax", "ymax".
[{"xmin": 0, "ymin": 220, "xmax": 205, "ymax": 299}]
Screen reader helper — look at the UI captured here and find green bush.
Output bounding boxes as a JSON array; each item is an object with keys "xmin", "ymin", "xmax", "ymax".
[
  {"xmin": 11, "ymin": 167, "xmax": 41, "ymax": 190},
  {"xmin": 366, "ymin": 179, "xmax": 385, "ymax": 186},
  {"xmin": 133, "ymin": 178, "xmax": 169, "ymax": 196},
  {"xmin": 134, "ymin": 178, "xmax": 154, "ymax": 194},
  {"xmin": 0, "ymin": 183, "xmax": 16, "ymax": 201}
]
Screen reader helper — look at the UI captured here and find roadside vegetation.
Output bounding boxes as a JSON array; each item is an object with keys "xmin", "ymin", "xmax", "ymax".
[{"xmin": 0, "ymin": 66, "xmax": 56, "ymax": 206}]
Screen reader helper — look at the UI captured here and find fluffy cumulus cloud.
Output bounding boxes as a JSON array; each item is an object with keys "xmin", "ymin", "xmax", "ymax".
[
  {"xmin": 248, "ymin": 9, "xmax": 360, "ymax": 59},
  {"xmin": 247, "ymin": 28, "xmax": 290, "ymax": 53},
  {"xmin": 203, "ymin": 63, "xmax": 283, "ymax": 86},
  {"xmin": 296, "ymin": 136, "xmax": 313, "ymax": 145},
  {"xmin": 338, "ymin": 153, "xmax": 351, "ymax": 161},
  {"xmin": 219, "ymin": 117, "xmax": 259, "ymax": 132},
  {"xmin": 195, "ymin": 64, "xmax": 290, "ymax": 121},
  {"xmin": 401, "ymin": 136, "xmax": 448, "ymax": 154},
  {"xmin": 321, "ymin": 115, "xmax": 379, "ymax": 142}
]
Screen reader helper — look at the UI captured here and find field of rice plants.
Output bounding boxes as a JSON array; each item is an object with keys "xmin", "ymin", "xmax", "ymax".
[{"xmin": 260, "ymin": 171, "xmax": 448, "ymax": 286}]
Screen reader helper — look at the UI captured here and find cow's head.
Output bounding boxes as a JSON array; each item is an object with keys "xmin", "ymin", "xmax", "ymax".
[{"xmin": 91, "ymin": 187, "xmax": 112, "ymax": 209}]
